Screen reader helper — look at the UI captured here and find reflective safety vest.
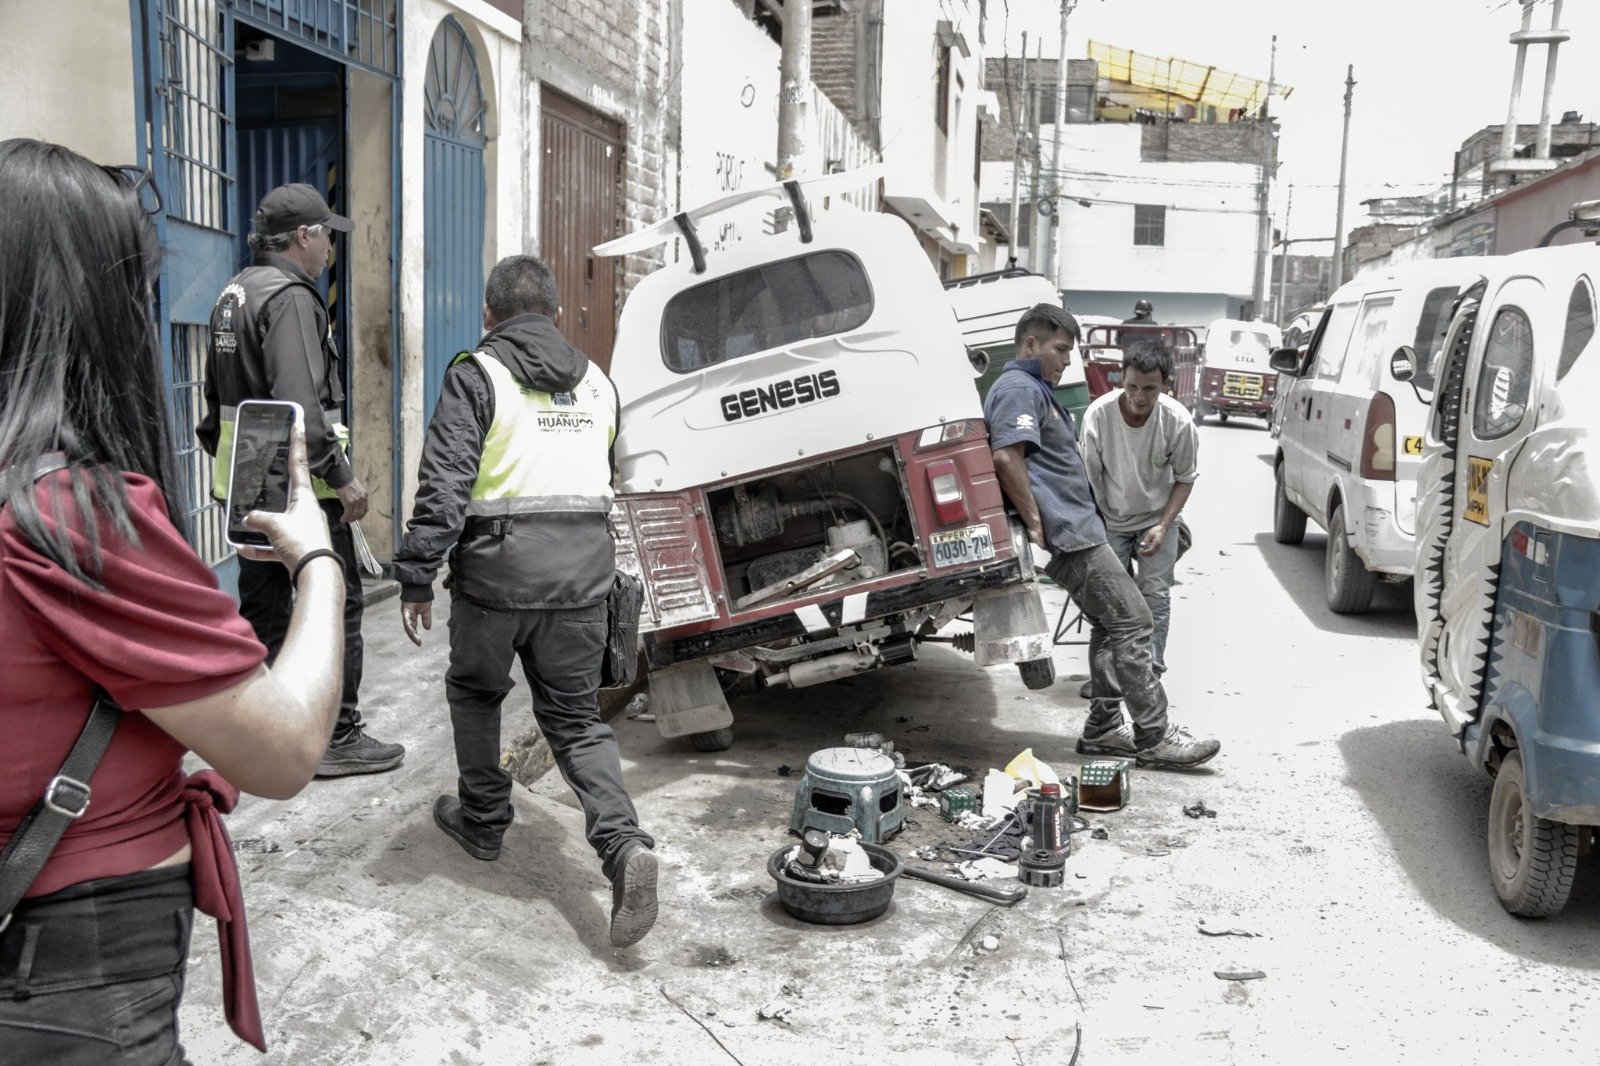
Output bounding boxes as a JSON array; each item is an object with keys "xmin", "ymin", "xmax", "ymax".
[{"xmin": 459, "ymin": 349, "xmax": 617, "ymax": 519}]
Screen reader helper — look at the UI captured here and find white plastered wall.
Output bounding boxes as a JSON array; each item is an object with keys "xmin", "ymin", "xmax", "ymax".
[{"xmin": 0, "ymin": 0, "xmax": 136, "ymax": 162}]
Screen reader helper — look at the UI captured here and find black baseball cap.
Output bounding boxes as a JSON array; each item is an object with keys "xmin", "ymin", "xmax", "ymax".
[{"xmin": 254, "ymin": 183, "xmax": 353, "ymax": 235}]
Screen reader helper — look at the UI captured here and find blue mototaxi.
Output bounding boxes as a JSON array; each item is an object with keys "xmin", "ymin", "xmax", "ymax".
[{"xmin": 1404, "ymin": 234, "xmax": 1600, "ymax": 918}]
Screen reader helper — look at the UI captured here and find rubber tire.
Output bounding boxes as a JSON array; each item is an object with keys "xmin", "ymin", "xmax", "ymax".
[
  {"xmin": 1219, "ymin": 412, "xmax": 1230, "ymax": 423},
  {"xmin": 1195, "ymin": 400, "xmax": 1210, "ymax": 425},
  {"xmin": 1488, "ymin": 749, "xmax": 1580, "ymax": 918},
  {"xmin": 1272, "ymin": 463, "xmax": 1307, "ymax": 545},
  {"xmin": 689, "ymin": 727, "xmax": 735, "ymax": 753},
  {"xmin": 1324, "ymin": 503, "xmax": 1377, "ymax": 614},
  {"xmin": 1018, "ymin": 658, "xmax": 1056, "ymax": 691}
]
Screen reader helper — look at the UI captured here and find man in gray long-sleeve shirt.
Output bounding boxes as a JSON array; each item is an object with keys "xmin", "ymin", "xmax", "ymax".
[{"xmin": 1081, "ymin": 337, "xmax": 1198, "ymax": 681}]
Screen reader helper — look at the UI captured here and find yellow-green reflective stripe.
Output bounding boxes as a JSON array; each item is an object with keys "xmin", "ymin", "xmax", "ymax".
[{"xmin": 464, "ymin": 495, "xmax": 613, "ymax": 516}]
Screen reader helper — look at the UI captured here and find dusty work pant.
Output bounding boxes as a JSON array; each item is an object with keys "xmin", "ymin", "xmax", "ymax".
[
  {"xmin": 1046, "ymin": 543, "xmax": 1170, "ymax": 749},
  {"xmin": 445, "ymin": 595, "xmax": 653, "ymax": 879},
  {"xmin": 238, "ymin": 499, "xmax": 364, "ymax": 739},
  {"xmin": 0, "ymin": 865, "xmax": 194, "ymax": 1065},
  {"xmin": 1105, "ymin": 525, "xmax": 1181, "ymax": 676}
]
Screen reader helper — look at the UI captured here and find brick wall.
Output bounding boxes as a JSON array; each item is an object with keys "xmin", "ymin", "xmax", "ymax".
[
  {"xmin": 1142, "ymin": 121, "xmax": 1273, "ymax": 167},
  {"xmin": 811, "ymin": 8, "xmax": 858, "ymax": 131},
  {"xmin": 527, "ymin": 0, "xmax": 679, "ymax": 295}
]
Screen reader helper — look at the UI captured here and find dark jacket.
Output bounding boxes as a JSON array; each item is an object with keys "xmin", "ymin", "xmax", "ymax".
[
  {"xmin": 392, "ymin": 314, "xmax": 617, "ymax": 609},
  {"xmin": 197, "ymin": 253, "xmax": 353, "ymax": 493}
]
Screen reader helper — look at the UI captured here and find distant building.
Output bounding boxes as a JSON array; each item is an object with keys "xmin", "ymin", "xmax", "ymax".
[
  {"xmin": 1451, "ymin": 116, "xmax": 1600, "ymax": 204},
  {"xmin": 1270, "ymin": 253, "xmax": 1335, "ymax": 324},
  {"xmin": 978, "ymin": 43, "xmax": 1279, "ymax": 323}
]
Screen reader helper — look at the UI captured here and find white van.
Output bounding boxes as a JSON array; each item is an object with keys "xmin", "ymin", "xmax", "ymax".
[{"xmin": 1269, "ymin": 257, "xmax": 1495, "ymax": 612}]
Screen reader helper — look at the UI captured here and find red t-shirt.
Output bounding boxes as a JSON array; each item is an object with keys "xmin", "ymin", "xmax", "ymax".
[{"xmin": 0, "ymin": 471, "xmax": 266, "ymax": 898}]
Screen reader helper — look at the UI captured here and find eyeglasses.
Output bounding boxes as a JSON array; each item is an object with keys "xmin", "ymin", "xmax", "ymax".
[{"xmin": 102, "ymin": 164, "xmax": 163, "ymax": 216}]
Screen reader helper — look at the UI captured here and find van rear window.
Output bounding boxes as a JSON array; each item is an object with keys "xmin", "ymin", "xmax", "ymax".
[{"xmin": 660, "ymin": 250, "xmax": 874, "ymax": 373}]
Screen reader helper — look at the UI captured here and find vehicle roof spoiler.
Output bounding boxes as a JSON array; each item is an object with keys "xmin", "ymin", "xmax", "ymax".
[{"xmin": 591, "ymin": 163, "xmax": 886, "ymax": 274}]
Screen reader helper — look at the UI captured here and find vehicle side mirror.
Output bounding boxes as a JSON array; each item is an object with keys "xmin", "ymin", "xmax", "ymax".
[
  {"xmin": 966, "ymin": 346, "xmax": 991, "ymax": 376},
  {"xmin": 1269, "ymin": 347, "xmax": 1303, "ymax": 376},
  {"xmin": 1390, "ymin": 346, "xmax": 1417, "ymax": 382}
]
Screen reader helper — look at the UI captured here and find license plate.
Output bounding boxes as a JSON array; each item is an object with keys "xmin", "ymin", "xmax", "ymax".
[
  {"xmin": 929, "ymin": 524, "xmax": 996, "ymax": 569},
  {"xmin": 1222, "ymin": 372, "xmax": 1262, "ymax": 400}
]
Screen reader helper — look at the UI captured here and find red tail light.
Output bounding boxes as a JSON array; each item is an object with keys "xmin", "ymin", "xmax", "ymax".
[
  {"xmin": 1360, "ymin": 391, "xmax": 1397, "ymax": 481},
  {"xmin": 925, "ymin": 459, "xmax": 971, "ymax": 525}
]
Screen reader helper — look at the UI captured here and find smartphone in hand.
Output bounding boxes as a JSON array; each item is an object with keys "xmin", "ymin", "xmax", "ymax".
[{"xmin": 226, "ymin": 399, "xmax": 302, "ymax": 549}]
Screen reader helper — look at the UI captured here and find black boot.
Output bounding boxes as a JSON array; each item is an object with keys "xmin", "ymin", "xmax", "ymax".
[{"xmin": 432, "ymin": 795, "xmax": 502, "ymax": 861}]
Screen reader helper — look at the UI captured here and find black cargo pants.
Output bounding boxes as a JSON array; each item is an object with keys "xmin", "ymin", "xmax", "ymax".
[{"xmin": 445, "ymin": 594, "xmax": 653, "ymax": 880}]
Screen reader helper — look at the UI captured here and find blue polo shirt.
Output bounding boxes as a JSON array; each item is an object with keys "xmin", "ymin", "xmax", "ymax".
[{"xmin": 984, "ymin": 360, "xmax": 1107, "ymax": 554}]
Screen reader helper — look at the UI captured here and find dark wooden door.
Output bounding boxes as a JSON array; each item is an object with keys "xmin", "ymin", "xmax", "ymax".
[{"xmin": 540, "ymin": 89, "xmax": 623, "ymax": 370}]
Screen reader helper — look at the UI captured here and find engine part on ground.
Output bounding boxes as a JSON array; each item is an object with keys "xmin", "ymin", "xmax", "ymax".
[
  {"xmin": 767, "ymin": 841, "xmax": 902, "ymax": 925},
  {"xmin": 789, "ymin": 747, "xmax": 905, "ymax": 843},
  {"xmin": 1017, "ymin": 848, "xmax": 1066, "ymax": 887},
  {"xmin": 736, "ymin": 548, "xmax": 860, "ymax": 611},
  {"xmin": 825, "ymin": 518, "xmax": 887, "ymax": 582},
  {"xmin": 782, "ymin": 828, "xmax": 834, "ymax": 884},
  {"xmin": 765, "ymin": 645, "xmax": 881, "ymax": 688},
  {"xmin": 900, "ymin": 862, "xmax": 1028, "ymax": 904}
]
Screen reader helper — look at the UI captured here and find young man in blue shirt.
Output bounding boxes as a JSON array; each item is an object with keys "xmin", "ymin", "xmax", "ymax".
[{"xmin": 984, "ymin": 304, "xmax": 1219, "ymax": 769}]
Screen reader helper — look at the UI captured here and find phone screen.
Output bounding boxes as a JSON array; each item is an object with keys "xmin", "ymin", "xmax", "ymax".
[{"xmin": 227, "ymin": 400, "xmax": 297, "ymax": 548}]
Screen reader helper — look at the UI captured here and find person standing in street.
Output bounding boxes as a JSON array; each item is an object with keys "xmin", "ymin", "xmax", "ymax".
[
  {"xmin": 393, "ymin": 255, "xmax": 659, "ymax": 949},
  {"xmin": 984, "ymin": 304, "xmax": 1219, "ymax": 769},
  {"xmin": 1080, "ymin": 337, "xmax": 1198, "ymax": 688},
  {"xmin": 199, "ymin": 183, "xmax": 405, "ymax": 778}
]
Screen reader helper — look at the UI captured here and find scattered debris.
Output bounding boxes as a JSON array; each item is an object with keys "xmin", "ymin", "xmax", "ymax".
[
  {"xmin": 757, "ymin": 1002, "xmax": 792, "ymax": 1022},
  {"xmin": 659, "ymin": 986, "xmax": 746, "ymax": 1065},
  {"xmin": 1146, "ymin": 847, "xmax": 1171, "ymax": 857},
  {"xmin": 1056, "ymin": 934, "xmax": 1084, "ymax": 1009},
  {"xmin": 979, "ymin": 934, "xmax": 1002, "ymax": 953},
  {"xmin": 623, "ymin": 693, "xmax": 651, "ymax": 718},
  {"xmin": 1090, "ymin": 827, "xmax": 1109, "ymax": 841},
  {"xmin": 780, "ymin": 981, "xmax": 805, "ymax": 998},
  {"xmin": 1198, "ymin": 922, "xmax": 1260, "ymax": 939},
  {"xmin": 1183, "ymin": 801, "xmax": 1218, "ymax": 819},
  {"xmin": 896, "ymin": 715, "xmax": 912, "ymax": 723},
  {"xmin": 1214, "ymin": 970, "xmax": 1267, "ymax": 982},
  {"xmin": 955, "ymin": 857, "xmax": 1017, "ymax": 881},
  {"xmin": 776, "ymin": 765, "xmax": 793, "ymax": 777}
]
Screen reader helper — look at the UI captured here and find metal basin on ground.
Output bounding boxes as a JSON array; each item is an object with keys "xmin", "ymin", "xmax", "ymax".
[{"xmin": 766, "ymin": 842, "xmax": 903, "ymax": 925}]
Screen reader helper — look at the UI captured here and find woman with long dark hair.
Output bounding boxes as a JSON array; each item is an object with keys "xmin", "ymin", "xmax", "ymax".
[{"xmin": 0, "ymin": 139, "xmax": 344, "ymax": 1062}]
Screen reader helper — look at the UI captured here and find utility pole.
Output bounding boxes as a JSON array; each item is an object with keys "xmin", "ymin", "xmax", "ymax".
[
  {"xmin": 1041, "ymin": 0, "xmax": 1075, "ymax": 287},
  {"xmin": 1008, "ymin": 32, "xmax": 1027, "ymax": 269},
  {"xmin": 1274, "ymin": 184, "xmax": 1293, "ymax": 324},
  {"xmin": 777, "ymin": 0, "xmax": 813, "ymax": 180},
  {"xmin": 1331, "ymin": 65, "xmax": 1355, "ymax": 290},
  {"xmin": 1498, "ymin": 0, "xmax": 1537, "ymax": 167},
  {"xmin": 1027, "ymin": 38, "xmax": 1043, "ymax": 272},
  {"xmin": 1534, "ymin": 0, "xmax": 1567, "ymax": 160},
  {"xmin": 1250, "ymin": 34, "xmax": 1277, "ymax": 318}
]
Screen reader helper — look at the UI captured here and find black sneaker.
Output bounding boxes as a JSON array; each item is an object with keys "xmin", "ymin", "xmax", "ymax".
[
  {"xmin": 432, "ymin": 795, "xmax": 501, "ymax": 861},
  {"xmin": 316, "ymin": 727, "xmax": 405, "ymax": 777},
  {"xmin": 609, "ymin": 846, "xmax": 659, "ymax": 948},
  {"xmin": 1075, "ymin": 719, "xmax": 1137, "ymax": 757}
]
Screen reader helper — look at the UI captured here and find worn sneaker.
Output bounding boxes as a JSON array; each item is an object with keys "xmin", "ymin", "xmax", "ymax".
[
  {"xmin": 316, "ymin": 727, "xmax": 405, "ymax": 777},
  {"xmin": 609, "ymin": 846, "xmax": 660, "ymax": 949},
  {"xmin": 1135, "ymin": 723, "xmax": 1221, "ymax": 770},
  {"xmin": 432, "ymin": 795, "xmax": 502, "ymax": 861},
  {"xmin": 1075, "ymin": 719, "xmax": 1137, "ymax": 757}
]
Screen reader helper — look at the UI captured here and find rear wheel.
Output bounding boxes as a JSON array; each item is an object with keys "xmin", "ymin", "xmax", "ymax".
[
  {"xmin": 1018, "ymin": 658, "xmax": 1056, "ymax": 690},
  {"xmin": 1195, "ymin": 400, "xmax": 1210, "ymax": 425},
  {"xmin": 690, "ymin": 727, "xmax": 735, "ymax": 753},
  {"xmin": 1272, "ymin": 463, "xmax": 1306, "ymax": 545},
  {"xmin": 1488, "ymin": 749, "xmax": 1580, "ymax": 918},
  {"xmin": 1325, "ymin": 503, "xmax": 1377, "ymax": 613},
  {"xmin": 1219, "ymin": 412, "xmax": 1230, "ymax": 424}
]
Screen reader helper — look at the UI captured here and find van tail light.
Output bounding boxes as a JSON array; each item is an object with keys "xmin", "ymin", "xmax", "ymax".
[
  {"xmin": 915, "ymin": 419, "xmax": 988, "ymax": 452},
  {"xmin": 926, "ymin": 459, "xmax": 971, "ymax": 525},
  {"xmin": 1360, "ymin": 391, "xmax": 1397, "ymax": 481}
]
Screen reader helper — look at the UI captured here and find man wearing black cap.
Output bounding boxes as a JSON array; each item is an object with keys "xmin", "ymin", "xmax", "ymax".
[
  {"xmin": 1124, "ymin": 298, "xmax": 1155, "ymax": 325},
  {"xmin": 199, "ymin": 182, "xmax": 405, "ymax": 777}
]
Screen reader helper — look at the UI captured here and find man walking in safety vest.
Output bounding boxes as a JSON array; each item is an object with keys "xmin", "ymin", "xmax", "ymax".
[
  {"xmin": 393, "ymin": 255, "xmax": 659, "ymax": 949},
  {"xmin": 199, "ymin": 182, "xmax": 405, "ymax": 777}
]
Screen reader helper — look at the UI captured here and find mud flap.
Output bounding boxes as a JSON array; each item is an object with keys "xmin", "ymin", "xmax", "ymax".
[
  {"xmin": 647, "ymin": 660, "xmax": 735, "ymax": 738},
  {"xmin": 971, "ymin": 581, "xmax": 1051, "ymax": 666}
]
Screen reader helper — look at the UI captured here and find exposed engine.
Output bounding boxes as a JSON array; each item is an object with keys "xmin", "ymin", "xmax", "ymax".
[{"xmin": 708, "ymin": 446, "xmax": 918, "ymax": 608}]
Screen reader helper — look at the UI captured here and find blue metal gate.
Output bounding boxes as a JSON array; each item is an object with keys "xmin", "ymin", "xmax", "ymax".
[{"xmin": 423, "ymin": 17, "xmax": 487, "ymax": 415}]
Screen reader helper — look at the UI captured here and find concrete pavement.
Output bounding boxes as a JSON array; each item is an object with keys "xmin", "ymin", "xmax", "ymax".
[{"xmin": 177, "ymin": 421, "xmax": 1600, "ymax": 1065}]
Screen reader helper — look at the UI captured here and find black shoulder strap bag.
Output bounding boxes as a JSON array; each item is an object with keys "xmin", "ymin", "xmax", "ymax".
[{"xmin": 0, "ymin": 455, "xmax": 123, "ymax": 933}]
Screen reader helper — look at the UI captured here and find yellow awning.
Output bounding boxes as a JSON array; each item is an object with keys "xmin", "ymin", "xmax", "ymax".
[{"xmin": 1087, "ymin": 40, "xmax": 1292, "ymax": 114}]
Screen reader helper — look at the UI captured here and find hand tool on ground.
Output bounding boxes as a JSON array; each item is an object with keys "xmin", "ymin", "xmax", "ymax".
[{"xmin": 898, "ymin": 862, "xmax": 1028, "ymax": 905}]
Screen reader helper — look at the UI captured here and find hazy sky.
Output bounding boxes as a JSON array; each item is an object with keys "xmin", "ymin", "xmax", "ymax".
[{"xmin": 987, "ymin": 0, "xmax": 1600, "ymax": 244}]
